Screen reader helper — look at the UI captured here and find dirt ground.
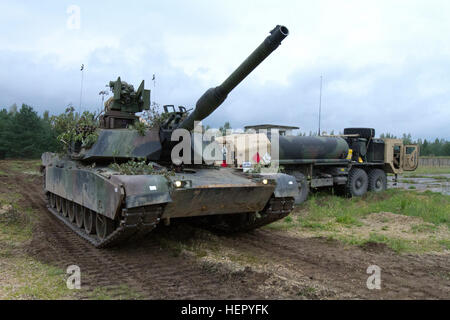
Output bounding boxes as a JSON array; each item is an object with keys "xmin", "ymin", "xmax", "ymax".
[{"xmin": 0, "ymin": 161, "xmax": 449, "ymax": 299}]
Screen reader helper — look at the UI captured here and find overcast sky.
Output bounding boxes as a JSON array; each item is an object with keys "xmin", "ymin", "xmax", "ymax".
[{"xmin": 1, "ymin": 0, "xmax": 449, "ymax": 140}]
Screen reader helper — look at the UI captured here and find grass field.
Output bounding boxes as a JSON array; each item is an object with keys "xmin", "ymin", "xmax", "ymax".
[
  {"xmin": 0, "ymin": 160, "xmax": 77, "ymax": 299},
  {"xmin": 407, "ymin": 166, "xmax": 450, "ymax": 175},
  {"xmin": 0, "ymin": 201, "xmax": 76, "ymax": 299},
  {"xmin": 267, "ymin": 189, "xmax": 450, "ymax": 254}
]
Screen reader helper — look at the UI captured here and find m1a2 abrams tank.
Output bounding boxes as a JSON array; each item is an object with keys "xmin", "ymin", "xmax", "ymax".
[{"xmin": 41, "ymin": 25, "xmax": 299, "ymax": 248}]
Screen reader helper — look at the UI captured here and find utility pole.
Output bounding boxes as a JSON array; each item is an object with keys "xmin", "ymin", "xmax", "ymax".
[
  {"xmin": 79, "ymin": 64, "xmax": 85, "ymax": 110},
  {"xmin": 318, "ymin": 75, "xmax": 322, "ymax": 136}
]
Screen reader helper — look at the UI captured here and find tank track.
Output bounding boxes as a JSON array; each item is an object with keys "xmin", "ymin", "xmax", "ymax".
[
  {"xmin": 200, "ymin": 197, "xmax": 295, "ymax": 233},
  {"xmin": 46, "ymin": 192, "xmax": 163, "ymax": 248}
]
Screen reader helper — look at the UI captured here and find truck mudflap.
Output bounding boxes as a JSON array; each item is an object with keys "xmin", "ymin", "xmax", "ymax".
[{"xmin": 262, "ymin": 173, "xmax": 299, "ymax": 198}]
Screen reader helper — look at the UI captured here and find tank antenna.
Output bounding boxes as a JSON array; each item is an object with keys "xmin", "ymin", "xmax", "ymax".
[
  {"xmin": 318, "ymin": 75, "xmax": 322, "ymax": 136},
  {"xmin": 152, "ymin": 74, "xmax": 156, "ymax": 105},
  {"xmin": 79, "ymin": 64, "xmax": 85, "ymax": 110}
]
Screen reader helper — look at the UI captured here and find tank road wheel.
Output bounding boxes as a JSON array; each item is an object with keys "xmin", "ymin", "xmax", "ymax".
[
  {"xmin": 293, "ymin": 172, "xmax": 309, "ymax": 204},
  {"xmin": 74, "ymin": 204, "xmax": 84, "ymax": 228},
  {"xmin": 56, "ymin": 196, "xmax": 62, "ymax": 213},
  {"xmin": 346, "ymin": 168, "xmax": 368, "ymax": 197},
  {"xmin": 368, "ymin": 169, "xmax": 387, "ymax": 192},
  {"xmin": 67, "ymin": 201, "xmax": 75, "ymax": 223},
  {"xmin": 50, "ymin": 193, "xmax": 56, "ymax": 208},
  {"xmin": 95, "ymin": 214, "xmax": 115, "ymax": 241},
  {"xmin": 84, "ymin": 209, "xmax": 96, "ymax": 235}
]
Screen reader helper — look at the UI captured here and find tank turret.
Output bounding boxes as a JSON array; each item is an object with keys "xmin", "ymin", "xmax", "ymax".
[
  {"xmin": 80, "ymin": 25, "xmax": 289, "ymax": 162},
  {"xmin": 99, "ymin": 77, "xmax": 150, "ymax": 129}
]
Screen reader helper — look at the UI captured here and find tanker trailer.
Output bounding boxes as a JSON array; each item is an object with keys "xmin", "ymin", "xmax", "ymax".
[
  {"xmin": 218, "ymin": 125, "xmax": 419, "ymax": 204},
  {"xmin": 41, "ymin": 25, "xmax": 300, "ymax": 248}
]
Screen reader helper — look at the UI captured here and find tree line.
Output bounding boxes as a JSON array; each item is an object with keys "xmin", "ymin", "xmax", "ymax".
[
  {"xmin": 0, "ymin": 104, "xmax": 449, "ymax": 159},
  {"xmin": 0, "ymin": 104, "xmax": 60, "ymax": 159},
  {"xmin": 379, "ymin": 133, "xmax": 450, "ymax": 157}
]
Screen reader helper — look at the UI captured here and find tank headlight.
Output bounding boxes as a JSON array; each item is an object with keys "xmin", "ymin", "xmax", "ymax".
[
  {"xmin": 173, "ymin": 180, "xmax": 192, "ymax": 188},
  {"xmin": 262, "ymin": 179, "xmax": 268, "ymax": 185}
]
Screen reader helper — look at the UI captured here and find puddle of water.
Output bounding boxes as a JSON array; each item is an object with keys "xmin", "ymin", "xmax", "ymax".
[{"xmin": 388, "ymin": 175, "xmax": 450, "ymax": 195}]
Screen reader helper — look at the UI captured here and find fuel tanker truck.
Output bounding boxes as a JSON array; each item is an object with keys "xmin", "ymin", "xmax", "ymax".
[
  {"xmin": 41, "ymin": 25, "xmax": 299, "ymax": 248},
  {"xmin": 217, "ymin": 125, "xmax": 419, "ymax": 204}
]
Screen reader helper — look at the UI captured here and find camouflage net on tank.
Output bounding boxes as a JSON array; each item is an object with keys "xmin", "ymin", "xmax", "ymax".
[
  {"xmin": 109, "ymin": 159, "xmax": 175, "ymax": 178},
  {"xmin": 51, "ymin": 106, "xmax": 99, "ymax": 151}
]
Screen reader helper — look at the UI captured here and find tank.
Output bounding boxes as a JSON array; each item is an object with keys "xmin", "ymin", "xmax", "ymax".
[{"xmin": 41, "ymin": 25, "xmax": 299, "ymax": 248}]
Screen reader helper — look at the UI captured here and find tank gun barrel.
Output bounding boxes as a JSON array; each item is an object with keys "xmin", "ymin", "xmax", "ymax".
[{"xmin": 178, "ymin": 25, "xmax": 289, "ymax": 131}]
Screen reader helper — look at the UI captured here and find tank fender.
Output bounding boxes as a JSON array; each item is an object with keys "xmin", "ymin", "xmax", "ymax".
[
  {"xmin": 110, "ymin": 175, "xmax": 172, "ymax": 209},
  {"xmin": 261, "ymin": 173, "xmax": 299, "ymax": 198},
  {"xmin": 44, "ymin": 165, "xmax": 123, "ymax": 220},
  {"xmin": 41, "ymin": 152, "xmax": 59, "ymax": 167}
]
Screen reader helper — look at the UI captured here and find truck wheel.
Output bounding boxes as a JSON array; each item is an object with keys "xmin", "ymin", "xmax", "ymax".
[
  {"xmin": 293, "ymin": 172, "xmax": 309, "ymax": 204},
  {"xmin": 368, "ymin": 169, "xmax": 387, "ymax": 192},
  {"xmin": 347, "ymin": 168, "xmax": 368, "ymax": 197}
]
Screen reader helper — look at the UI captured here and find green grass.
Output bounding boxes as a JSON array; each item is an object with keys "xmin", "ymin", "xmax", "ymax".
[
  {"xmin": 1, "ymin": 159, "xmax": 41, "ymax": 174},
  {"xmin": 410, "ymin": 166, "xmax": 450, "ymax": 175},
  {"xmin": 399, "ymin": 179, "xmax": 419, "ymax": 184},
  {"xmin": 269, "ymin": 188, "xmax": 449, "ymax": 230},
  {"xmin": 0, "ymin": 212, "xmax": 75, "ymax": 299},
  {"xmin": 297, "ymin": 286, "xmax": 318, "ymax": 298},
  {"xmin": 0, "ymin": 258, "xmax": 73, "ymax": 299},
  {"xmin": 266, "ymin": 189, "xmax": 450, "ymax": 254},
  {"xmin": 325, "ymin": 232, "xmax": 449, "ymax": 253},
  {"xmin": 301, "ymin": 189, "xmax": 449, "ymax": 227},
  {"xmin": 0, "ymin": 184, "xmax": 76, "ymax": 300}
]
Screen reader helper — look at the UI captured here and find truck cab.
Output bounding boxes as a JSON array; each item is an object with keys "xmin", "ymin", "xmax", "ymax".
[{"xmin": 383, "ymin": 139, "xmax": 419, "ymax": 174}]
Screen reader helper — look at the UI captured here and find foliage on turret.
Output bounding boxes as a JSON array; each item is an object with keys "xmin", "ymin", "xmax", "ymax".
[{"xmin": 50, "ymin": 106, "xmax": 99, "ymax": 153}]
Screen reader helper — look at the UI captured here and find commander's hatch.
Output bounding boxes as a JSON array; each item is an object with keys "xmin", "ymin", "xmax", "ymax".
[{"xmin": 402, "ymin": 145, "xmax": 419, "ymax": 171}]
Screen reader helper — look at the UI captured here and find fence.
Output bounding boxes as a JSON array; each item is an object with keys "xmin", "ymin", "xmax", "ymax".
[{"xmin": 419, "ymin": 157, "xmax": 450, "ymax": 167}]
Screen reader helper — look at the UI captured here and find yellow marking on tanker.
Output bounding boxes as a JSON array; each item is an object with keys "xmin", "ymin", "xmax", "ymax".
[{"xmin": 347, "ymin": 149, "xmax": 353, "ymax": 160}]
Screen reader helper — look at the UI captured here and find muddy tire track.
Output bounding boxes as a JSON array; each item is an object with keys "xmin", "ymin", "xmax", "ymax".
[
  {"xmin": 213, "ymin": 230, "xmax": 450, "ymax": 299},
  {"xmin": 6, "ymin": 169, "xmax": 270, "ymax": 299}
]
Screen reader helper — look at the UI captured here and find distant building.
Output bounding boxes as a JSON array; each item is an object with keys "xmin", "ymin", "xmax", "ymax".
[{"xmin": 244, "ymin": 124, "xmax": 299, "ymax": 136}]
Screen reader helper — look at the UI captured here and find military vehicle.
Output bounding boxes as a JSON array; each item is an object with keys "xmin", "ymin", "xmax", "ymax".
[
  {"xmin": 41, "ymin": 25, "xmax": 299, "ymax": 248},
  {"xmin": 217, "ymin": 125, "xmax": 419, "ymax": 203}
]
